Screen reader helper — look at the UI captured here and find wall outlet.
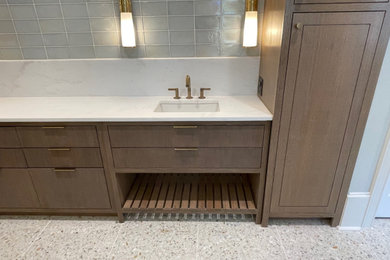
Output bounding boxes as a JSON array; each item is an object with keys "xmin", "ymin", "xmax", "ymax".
[{"xmin": 258, "ymin": 76, "xmax": 264, "ymax": 97}]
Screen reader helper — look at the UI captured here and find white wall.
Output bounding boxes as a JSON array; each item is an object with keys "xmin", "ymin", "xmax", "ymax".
[
  {"xmin": 0, "ymin": 57, "xmax": 259, "ymax": 97},
  {"xmin": 340, "ymin": 42, "xmax": 390, "ymax": 228}
]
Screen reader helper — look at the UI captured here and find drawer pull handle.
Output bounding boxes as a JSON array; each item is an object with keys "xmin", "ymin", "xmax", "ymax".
[
  {"xmin": 173, "ymin": 126, "xmax": 198, "ymax": 129},
  {"xmin": 174, "ymin": 148, "xmax": 199, "ymax": 151},
  {"xmin": 54, "ymin": 168, "xmax": 76, "ymax": 172},
  {"xmin": 48, "ymin": 148, "xmax": 71, "ymax": 151},
  {"xmin": 42, "ymin": 126, "xmax": 65, "ymax": 129}
]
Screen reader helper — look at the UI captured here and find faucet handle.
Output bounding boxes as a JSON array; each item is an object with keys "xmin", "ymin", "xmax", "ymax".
[
  {"xmin": 168, "ymin": 88, "xmax": 180, "ymax": 99},
  {"xmin": 199, "ymin": 88, "xmax": 211, "ymax": 99}
]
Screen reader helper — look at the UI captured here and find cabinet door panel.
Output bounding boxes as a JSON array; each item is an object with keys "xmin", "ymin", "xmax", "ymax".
[
  {"xmin": 0, "ymin": 169, "xmax": 40, "ymax": 208},
  {"xmin": 271, "ymin": 12, "xmax": 384, "ymax": 214},
  {"xmin": 30, "ymin": 168, "xmax": 111, "ymax": 209}
]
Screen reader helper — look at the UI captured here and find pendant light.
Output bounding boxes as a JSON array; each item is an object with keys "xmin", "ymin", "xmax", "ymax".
[
  {"xmin": 120, "ymin": 0, "xmax": 136, "ymax": 47},
  {"xmin": 243, "ymin": 0, "xmax": 258, "ymax": 47}
]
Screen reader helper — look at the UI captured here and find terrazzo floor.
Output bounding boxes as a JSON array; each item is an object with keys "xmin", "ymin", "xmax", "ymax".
[{"xmin": 0, "ymin": 214, "xmax": 389, "ymax": 260}]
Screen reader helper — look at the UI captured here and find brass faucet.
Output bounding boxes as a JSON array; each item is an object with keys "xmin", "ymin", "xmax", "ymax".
[
  {"xmin": 199, "ymin": 88, "xmax": 211, "ymax": 99},
  {"xmin": 168, "ymin": 88, "xmax": 180, "ymax": 99},
  {"xmin": 185, "ymin": 75, "xmax": 193, "ymax": 99}
]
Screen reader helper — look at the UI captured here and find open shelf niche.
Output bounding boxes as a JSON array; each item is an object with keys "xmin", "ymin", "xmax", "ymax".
[{"xmin": 116, "ymin": 174, "xmax": 259, "ymax": 215}]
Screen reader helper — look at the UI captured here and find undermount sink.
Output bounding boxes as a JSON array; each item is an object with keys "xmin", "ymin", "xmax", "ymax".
[{"xmin": 154, "ymin": 100, "xmax": 220, "ymax": 112}]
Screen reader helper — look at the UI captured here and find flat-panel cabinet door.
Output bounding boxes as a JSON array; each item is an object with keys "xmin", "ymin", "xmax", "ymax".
[
  {"xmin": 30, "ymin": 168, "xmax": 111, "ymax": 209},
  {"xmin": 271, "ymin": 12, "xmax": 384, "ymax": 215},
  {"xmin": 0, "ymin": 169, "xmax": 40, "ymax": 208}
]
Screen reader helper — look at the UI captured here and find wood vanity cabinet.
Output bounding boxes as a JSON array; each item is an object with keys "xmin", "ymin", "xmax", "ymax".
[
  {"xmin": 0, "ymin": 122, "xmax": 270, "ymax": 224},
  {"xmin": 104, "ymin": 122, "xmax": 271, "ymax": 223},
  {"xmin": 260, "ymin": 1, "xmax": 390, "ymax": 226},
  {"xmin": 0, "ymin": 125, "xmax": 113, "ymax": 213}
]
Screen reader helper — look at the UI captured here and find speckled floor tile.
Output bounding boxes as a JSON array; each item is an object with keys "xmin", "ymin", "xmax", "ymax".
[
  {"xmin": 110, "ymin": 219, "xmax": 198, "ymax": 259},
  {"xmin": 21, "ymin": 216, "xmax": 120, "ymax": 259},
  {"xmin": 0, "ymin": 216, "xmax": 51, "ymax": 259},
  {"xmin": 0, "ymin": 215, "xmax": 388, "ymax": 260}
]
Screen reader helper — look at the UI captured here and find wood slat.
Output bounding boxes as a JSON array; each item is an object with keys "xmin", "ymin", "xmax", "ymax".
[
  {"xmin": 165, "ymin": 178, "xmax": 176, "ymax": 209},
  {"xmin": 123, "ymin": 174, "xmax": 257, "ymax": 214},
  {"xmin": 243, "ymin": 183, "xmax": 256, "ymax": 209},
  {"xmin": 148, "ymin": 175, "xmax": 163, "ymax": 209},
  {"xmin": 181, "ymin": 183, "xmax": 191, "ymax": 209},
  {"xmin": 123, "ymin": 175, "xmax": 143, "ymax": 208},
  {"xmin": 221, "ymin": 183, "xmax": 230, "ymax": 209},
  {"xmin": 236, "ymin": 183, "xmax": 247, "ymax": 209},
  {"xmin": 132, "ymin": 175, "xmax": 149, "ymax": 208},
  {"xmin": 214, "ymin": 184, "xmax": 222, "ymax": 209},
  {"xmin": 198, "ymin": 183, "xmax": 206, "ymax": 209},
  {"xmin": 156, "ymin": 176, "xmax": 169, "ymax": 209},
  {"xmin": 189, "ymin": 183, "xmax": 198, "ymax": 209},
  {"xmin": 173, "ymin": 183, "xmax": 183, "ymax": 208},
  {"xmin": 206, "ymin": 183, "xmax": 214, "ymax": 209},
  {"xmin": 140, "ymin": 175, "xmax": 157, "ymax": 209},
  {"xmin": 229, "ymin": 184, "xmax": 239, "ymax": 209}
]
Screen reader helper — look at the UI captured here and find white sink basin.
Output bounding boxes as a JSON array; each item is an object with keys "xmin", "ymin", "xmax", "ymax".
[{"xmin": 154, "ymin": 100, "xmax": 220, "ymax": 112}]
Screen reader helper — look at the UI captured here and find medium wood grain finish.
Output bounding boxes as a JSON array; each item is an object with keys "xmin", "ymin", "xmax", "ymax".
[
  {"xmin": 29, "ymin": 168, "xmax": 111, "ymax": 209},
  {"xmin": 24, "ymin": 148, "xmax": 103, "ymax": 168},
  {"xmin": 17, "ymin": 126, "xmax": 99, "ymax": 147},
  {"xmin": 122, "ymin": 174, "xmax": 257, "ymax": 214},
  {"xmin": 0, "ymin": 169, "xmax": 40, "ymax": 208},
  {"xmin": 0, "ymin": 127, "xmax": 21, "ymax": 148},
  {"xmin": 261, "ymin": 1, "xmax": 390, "ymax": 227},
  {"xmin": 112, "ymin": 148, "xmax": 262, "ymax": 169},
  {"xmin": 109, "ymin": 125, "xmax": 264, "ymax": 148},
  {"xmin": 0, "ymin": 149, "xmax": 27, "ymax": 167}
]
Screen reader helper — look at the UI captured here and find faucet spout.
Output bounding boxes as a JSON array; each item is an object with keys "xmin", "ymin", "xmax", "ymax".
[{"xmin": 185, "ymin": 75, "xmax": 193, "ymax": 99}]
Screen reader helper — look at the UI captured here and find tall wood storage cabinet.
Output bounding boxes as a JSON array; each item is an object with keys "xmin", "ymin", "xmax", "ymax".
[{"xmin": 260, "ymin": 0, "xmax": 390, "ymax": 226}]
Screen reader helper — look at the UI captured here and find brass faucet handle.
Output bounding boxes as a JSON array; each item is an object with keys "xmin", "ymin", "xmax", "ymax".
[
  {"xmin": 185, "ymin": 75, "xmax": 191, "ymax": 87},
  {"xmin": 199, "ymin": 88, "xmax": 211, "ymax": 99},
  {"xmin": 168, "ymin": 88, "xmax": 180, "ymax": 99}
]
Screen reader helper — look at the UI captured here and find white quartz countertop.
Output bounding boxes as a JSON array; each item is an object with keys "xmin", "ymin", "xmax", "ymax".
[{"xmin": 0, "ymin": 96, "xmax": 273, "ymax": 122}]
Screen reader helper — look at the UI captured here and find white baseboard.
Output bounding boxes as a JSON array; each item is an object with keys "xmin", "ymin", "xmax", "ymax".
[
  {"xmin": 338, "ymin": 226, "xmax": 362, "ymax": 231},
  {"xmin": 339, "ymin": 192, "xmax": 371, "ymax": 229}
]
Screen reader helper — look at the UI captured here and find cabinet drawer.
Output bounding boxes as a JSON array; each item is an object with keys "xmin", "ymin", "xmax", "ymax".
[
  {"xmin": 17, "ymin": 126, "xmax": 99, "ymax": 147},
  {"xmin": 109, "ymin": 125, "xmax": 264, "ymax": 148},
  {"xmin": 0, "ymin": 169, "xmax": 40, "ymax": 208},
  {"xmin": 30, "ymin": 168, "xmax": 111, "ymax": 209},
  {"xmin": 112, "ymin": 148, "xmax": 262, "ymax": 169},
  {"xmin": 24, "ymin": 148, "xmax": 102, "ymax": 168},
  {"xmin": 0, "ymin": 127, "xmax": 21, "ymax": 148},
  {"xmin": 0, "ymin": 149, "xmax": 27, "ymax": 167}
]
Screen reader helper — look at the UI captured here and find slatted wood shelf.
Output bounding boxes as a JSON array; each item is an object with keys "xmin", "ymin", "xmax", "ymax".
[{"xmin": 122, "ymin": 174, "xmax": 257, "ymax": 214}]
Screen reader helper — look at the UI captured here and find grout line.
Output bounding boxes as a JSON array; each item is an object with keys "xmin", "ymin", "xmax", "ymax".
[
  {"xmin": 193, "ymin": 0, "xmax": 196, "ymax": 56},
  {"xmin": 274, "ymin": 226, "xmax": 289, "ymax": 260},
  {"xmin": 31, "ymin": 0, "xmax": 48, "ymax": 59},
  {"xmin": 6, "ymin": 1, "xmax": 24, "ymax": 59},
  {"xmin": 138, "ymin": 1, "xmax": 147, "ymax": 56},
  {"xmin": 165, "ymin": 0, "xmax": 171, "ymax": 56},
  {"xmin": 85, "ymin": 2, "xmax": 97, "ymax": 58},
  {"xmin": 20, "ymin": 219, "xmax": 52, "ymax": 258},
  {"xmin": 58, "ymin": 0, "xmax": 72, "ymax": 58}
]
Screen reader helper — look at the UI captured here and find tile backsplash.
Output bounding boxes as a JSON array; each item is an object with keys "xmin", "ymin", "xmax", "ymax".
[{"xmin": 0, "ymin": 0, "xmax": 262, "ymax": 60}]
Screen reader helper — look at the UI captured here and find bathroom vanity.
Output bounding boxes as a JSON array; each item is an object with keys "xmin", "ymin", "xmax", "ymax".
[{"xmin": 0, "ymin": 96, "xmax": 272, "ymax": 223}]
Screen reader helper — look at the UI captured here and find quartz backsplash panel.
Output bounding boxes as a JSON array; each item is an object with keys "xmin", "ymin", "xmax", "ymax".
[
  {"xmin": 0, "ymin": 0, "xmax": 262, "ymax": 60},
  {"xmin": 0, "ymin": 57, "xmax": 260, "ymax": 96}
]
